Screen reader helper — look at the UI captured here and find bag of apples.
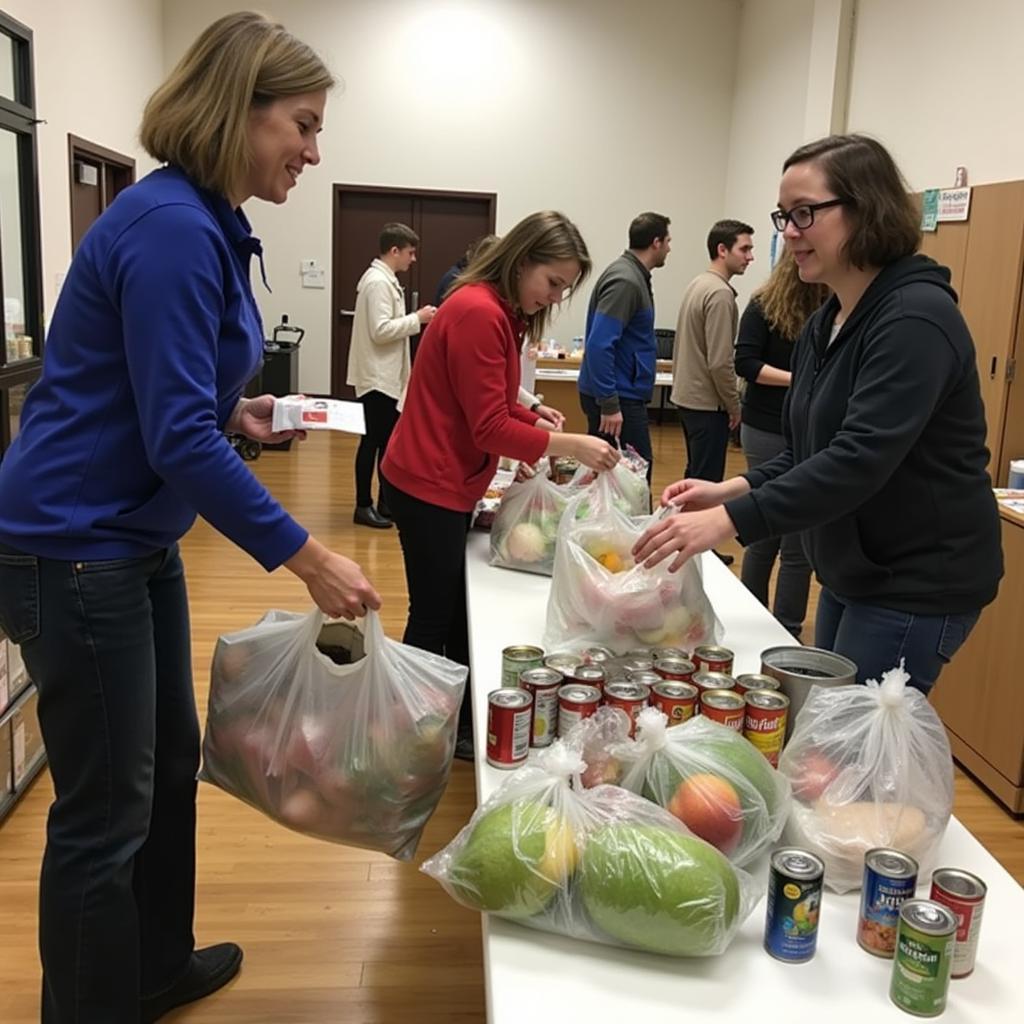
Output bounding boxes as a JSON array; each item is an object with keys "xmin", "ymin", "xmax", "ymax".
[
  {"xmin": 488, "ymin": 461, "xmax": 569, "ymax": 575},
  {"xmin": 543, "ymin": 474, "xmax": 722, "ymax": 654},
  {"xmin": 778, "ymin": 662, "xmax": 953, "ymax": 893},
  {"xmin": 421, "ymin": 740, "xmax": 760, "ymax": 957},
  {"xmin": 198, "ymin": 608, "xmax": 467, "ymax": 861}
]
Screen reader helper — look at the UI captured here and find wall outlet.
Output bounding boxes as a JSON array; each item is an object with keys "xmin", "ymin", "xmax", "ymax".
[{"xmin": 300, "ymin": 258, "xmax": 318, "ymax": 273}]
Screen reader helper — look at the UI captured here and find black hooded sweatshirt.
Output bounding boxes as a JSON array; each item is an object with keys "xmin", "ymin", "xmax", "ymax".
[{"xmin": 725, "ymin": 254, "xmax": 1002, "ymax": 614}]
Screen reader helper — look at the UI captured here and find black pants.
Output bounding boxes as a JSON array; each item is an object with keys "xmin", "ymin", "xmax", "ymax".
[
  {"xmin": 679, "ymin": 408, "xmax": 731, "ymax": 481},
  {"xmin": 0, "ymin": 543, "xmax": 197, "ymax": 1024},
  {"xmin": 579, "ymin": 392, "xmax": 653, "ymax": 483},
  {"xmin": 354, "ymin": 390, "xmax": 400, "ymax": 509},
  {"xmin": 381, "ymin": 477, "xmax": 473, "ymax": 737}
]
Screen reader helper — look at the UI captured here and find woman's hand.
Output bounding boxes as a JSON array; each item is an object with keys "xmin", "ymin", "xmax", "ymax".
[
  {"xmin": 534, "ymin": 404, "xmax": 565, "ymax": 430},
  {"xmin": 285, "ymin": 537, "xmax": 382, "ymax": 619},
  {"xmin": 227, "ymin": 395, "xmax": 307, "ymax": 445},
  {"xmin": 658, "ymin": 476, "xmax": 749, "ymax": 511},
  {"xmin": 632, "ymin": 506, "xmax": 737, "ymax": 572},
  {"xmin": 573, "ymin": 435, "xmax": 620, "ymax": 472}
]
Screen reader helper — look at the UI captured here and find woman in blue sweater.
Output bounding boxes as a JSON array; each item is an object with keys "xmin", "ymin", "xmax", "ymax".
[{"xmin": 0, "ymin": 14, "xmax": 379, "ymax": 1023}]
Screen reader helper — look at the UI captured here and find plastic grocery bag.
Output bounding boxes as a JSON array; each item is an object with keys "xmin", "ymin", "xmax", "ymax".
[
  {"xmin": 543, "ymin": 476, "xmax": 722, "ymax": 654},
  {"xmin": 198, "ymin": 608, "xmax": 468, "ymax": 861},
  {"xmin": 610, "ymin": 708, "xmax": 790, "ymax": 868},
  {"xmin": 568, "ymin": 449, "xmax": 650, "ymax": 519},
  {"xmin": 421, "ymin": 741, "xmax": 760, "ymax": 957},
  {"xmin": 489, "ymin": 462, "xmax": 569, "ymax": 574},
  {"xmin": 778, "ymin": 662, "xmax": 953, "ymax": 893}
]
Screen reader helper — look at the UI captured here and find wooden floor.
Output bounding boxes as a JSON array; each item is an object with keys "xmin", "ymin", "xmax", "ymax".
[{"xmin": 1, "ymin": 424, "xmax": 1021, "ymax": 1023}]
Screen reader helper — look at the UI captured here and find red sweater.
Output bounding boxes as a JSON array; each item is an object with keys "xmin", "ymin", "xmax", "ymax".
[{"xmin": 382, "ymin": 283, "xmax": 550, "ymax": 512}]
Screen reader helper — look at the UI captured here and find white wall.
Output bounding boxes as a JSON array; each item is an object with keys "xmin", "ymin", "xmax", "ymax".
[
  {"xmin": 3, "ymin": 0, "xmax": 164, "ymax": 318},
  {"xmin": 164, "ymin": 0, "xmax": 743, "ymax": 392},
  {"xmin": 847, "ymin": 0, "xmax": 1024, "ymax": 191}
]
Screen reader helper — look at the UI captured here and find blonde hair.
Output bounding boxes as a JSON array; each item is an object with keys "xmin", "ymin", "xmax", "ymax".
[
  {"xmin": 754, "ymin": 249, "xmax": 830, "ymax": 342},
  {"xmin": 453, "ymin": 211, "xmax": 591, "ymax": 345},
  {"xmin": 140, "ymin": 12, "xmax": 335, "ymax": 198}
]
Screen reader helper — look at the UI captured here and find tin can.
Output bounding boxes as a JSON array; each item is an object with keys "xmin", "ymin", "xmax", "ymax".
[
  {"xmin": 519, "ymin": 667, "xmax": 562, "ymax": 748},
  {"xmin": 700, "ymin": 689, "xmax": 745, "ymax": 731},
  {"xmin": 626, "ymin": 669, "xmax": 661, "ymax": 690},
  {"xmin": 654, "ymin": 657, "xmax": 696, "ymax": 682},
  {"xmin": 692, "ymin": 644, "xmax": 734, "ymax": 675},
  {"xmin": 652, "ymin": 646, "xmax": 689, "ymax": 662},
  {"xmin": 735, "ymin": 672, "xmax": 781, "ymax": 697},
  {"xmin": 621, "ymin": 656, "xmax": 654, "ymax": 676},
  {"xmin": 890, "ymin": 900, "xmax": 956, "ymax": 1017},
  {"xmin": 486, "ymin": 689, "xmax": 533, "ymax": 769},
  {"xmin": 557, "ymin": 684, "xmax": 602, "ymax": 737},
  {"xmin": 544, "ymin": 652, "xmax": 583, "ymax": 675},
  {"xmin": 743, "ymin": 690, "xmax": 790, "ymax": 766},
  {"xmin": 569, "ymin": 663, "xmax": 606, "ymax": 695},
  {"xmin": 582, "ymin": 645, "xmax": 616, "ymax": 665},
  {"xmin": 929, "ymin": 868, "xmax": 986, "ymax": 978},
  {"xmin": 550, "ymin": 455, "xmax": 579, "ymax": 485},
  {"xmin": 623, "ymin": 647, "xmax": 652, "ymax": 660},
  {"xmin": 858, "ymin": 849, "xmax": 919, "ymax": 958},
  {"xmin": 501, "ymin": 645, "xmax": 544, "ymax": 688},
  {"xmin": 603, "ymin": 680, "xmax": 650, "ymax": 737},
  {"xmin": 650, "ymin": 681, "xmax": 699, "ymax": 724},
  {"xmin": 692, "ymin": 670, "xmax": 737, "ymax": 700},
  {"xmin": 764, "ymin": 848, "xmax": 825, "ymax": 962}
]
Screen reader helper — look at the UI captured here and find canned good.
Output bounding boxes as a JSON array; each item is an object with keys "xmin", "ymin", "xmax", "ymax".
[
  {"xmin": 652, "ymin": 646, "xmax": 689, "ymax": 662},
  {"xmin": 625, "ymin": 669, "xmax": 661, "ymax": 690},
  {"xmin": 743, "ymin": 690, "xmax": 790, "ymax": 766},
  {"xmin": 929, "ymin": 868, "xmax": 986, "ymax": 978},
  {"xmin": 582, "ymin": 645, "xmax": 615, "ymax": 664},
  {"xmin": 501, "ymin": 645, "xmax": 544, "ymax": 688},
  {"xmin": 519, "ymin": 667, "xmax": 562, "ymax": 748},
  {"xmin": 890, "ymin": 900, "xmax": 956, "ymax": 1017},
  {"xmin": 700, "ymin": 689, "xmax": 745, "ymax": 731},
  {"xmin": 550, "ymin": 455, "xmax": 579, "ymax": 485},
  {"xmin": 544, "ymin": 652, "xmax": 583, "ymax": 675},
  {"xmin": 621, "ymin": 656, "xmax": 654, "ymax": 676},
  {"xmin": 764, "ymin": 848, "xmax": 825, "ymax": 962},
  {"xmin": 650, "ymin": 681, "xmax": 698, "ymax": 724},
  {"xmin": 654, "ymin": 657, "xmax": 696, "ymax": 682},
  {"xmin": 859, "ymin": 849, "xmax": 919, "ymax": 958},
  {"xmin": 623, "ymin": 647, "xmax": 653, "ymax": 660},
  {"xmin": 557, "ymin": 684, "xmax": 602, "ymax": 737},
  {"xmin": 735, "ymin": 672, "xmax": 780, "ymax": 697},
  {"xmin": 603, "ymin": 680, "xmax": 650, "ymax": 737},
  {"xmin": 692, "ymin": 644, "xmax": 734, "ymax": 675},
  {"xmin": 486, "ymin": 689, "xmax": 533, "ymax": 769},
  {"xmin": 570, "ymin": 664, "xmax": 606, "ymax": 694},
  {"xmin": 692, "ymin": 671, "xmax": 737, "ymax": 702}
]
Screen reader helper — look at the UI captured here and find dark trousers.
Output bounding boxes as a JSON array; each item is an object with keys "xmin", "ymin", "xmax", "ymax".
[
  {"xmin": 0, "ymin": 543, "xmax": 197, "ymax": 1024},
  {"xmin": 579, "ymin": 392, "xmax": 653, "ymax": 483},
  {"xmin": 381, "ymin": 478, "xmax": 473, "ymax": 736},
  {"xmin": 740, "ymin": 424, "xmax": 812, "ymax": 638},
  {"xmin": 679, "ymin": 407, "xmax": 730, "ymax": 481},
  {"xmin": 354, "ymin": 390, "xmax": 400, "ymax": 509}
]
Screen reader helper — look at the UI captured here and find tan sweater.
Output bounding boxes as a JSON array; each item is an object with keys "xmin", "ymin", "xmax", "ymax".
[{"xmin": 670, "ymin": 270, "xmax": 741, "ymax": 416}]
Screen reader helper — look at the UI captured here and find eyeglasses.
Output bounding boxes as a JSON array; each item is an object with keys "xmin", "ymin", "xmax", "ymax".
[{"xmin": 770, "ymin": 199, "xmax": 845, "ymax": 232}]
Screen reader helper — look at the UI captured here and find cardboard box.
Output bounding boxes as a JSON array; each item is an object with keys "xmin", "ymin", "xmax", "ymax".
[
  {"xmin": 0, "ymin": 638, "xmax": 8, "ymax": 716},
  {"xmin": 0, "ymin": 716, "xmax": 13, "ymax": 810},
  {"xmin": 11, "ymin": 686, "xmax": 44, "ymax": 789}
]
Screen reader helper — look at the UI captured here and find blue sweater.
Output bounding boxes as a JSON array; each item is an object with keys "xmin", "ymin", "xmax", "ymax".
[{"xmin": 0, "ymin": 166, "xmax": 307, "ymax": 570}]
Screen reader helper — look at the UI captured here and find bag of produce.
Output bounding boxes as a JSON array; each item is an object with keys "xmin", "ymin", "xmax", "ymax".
[
  {"xmin": 199, "ymin": 608, "xmax": 467, "ymax": 861},
  {"xmin": 543, "ymin": 477, "xmax": 722, "ymax": 654},
  {"xmin": 568, "ymin": 448, "xmax": 650, "ymax": 519},
  {"xmin": 489, "ymin": 462, "xmax": 569, "ymax": 574},
  {"xmin": 421, "ymin": 741, "xmax": 760, "ymax": 957},
  {"xmin": 778, "ymin": 662, "xmax": 953, "ymax": 893}
]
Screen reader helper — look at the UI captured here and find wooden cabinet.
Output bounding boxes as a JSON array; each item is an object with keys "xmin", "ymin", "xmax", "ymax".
[{"xmin": 931, "ymin": 511, "xmax": 1024, "ymax": 813}]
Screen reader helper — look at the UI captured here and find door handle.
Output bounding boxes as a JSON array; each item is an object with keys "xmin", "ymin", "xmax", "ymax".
[{"xmin": 340, "ymin": 309, "xmax": 355, "ymax": 317}]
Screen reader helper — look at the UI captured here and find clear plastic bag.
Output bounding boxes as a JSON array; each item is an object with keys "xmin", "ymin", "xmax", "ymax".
[
  {"xmin": 421, "ymin": 741, "xmax": 760, "ymax": 957},
  {"xmin": 198, "ymin": 608, "xmax": 468, "ymax": 861},
  {"xmin": 609, "ymin": 708, "xmax": 790, "ymax": 868},
  {"xmin": 778, "ymin": 662, "xmax": 953, "ymax": 893},
  {"xmin": 543, "ymin": 476, "xmax": 722, "ymax": 654},
  {"xmin": 567, "ymin": 451, "xmax": 650, "ymax": 519},
  {"xmin": 489, "ymin": 463, "xmax": 569, "ymax": 574}
]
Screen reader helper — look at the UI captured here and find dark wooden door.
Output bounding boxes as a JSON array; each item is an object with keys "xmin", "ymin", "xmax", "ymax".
[
  {"xmin": 68, "ymin": 135, "xmax": 135, "ymax": 252},
  {"xmin": 330, "ymin": 185, "xmax": 496, "ymax": 398}
]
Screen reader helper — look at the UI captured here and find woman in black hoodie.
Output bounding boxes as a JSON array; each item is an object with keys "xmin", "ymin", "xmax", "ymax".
[{"xmin": 634, "ymin": 134, "xmax": 1002, "ymax": 693}]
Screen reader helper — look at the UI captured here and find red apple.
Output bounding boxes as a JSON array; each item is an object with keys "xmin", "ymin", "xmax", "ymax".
[
  {"xmin": 666, "ymin": 772, "xmax": 743, "ymax": 855},
  {"xmin": 580, "ymin": 752, "xmax": 622, "ymax": 789},
  {"xmin": 792, "ymin": 750, "xmax": 840, "ymax": 803}
]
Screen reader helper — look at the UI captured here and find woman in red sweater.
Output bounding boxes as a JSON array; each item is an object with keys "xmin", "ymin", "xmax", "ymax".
[{"xmin": 382, "ymin": 211, "xmax": 618, "ymax": 755}]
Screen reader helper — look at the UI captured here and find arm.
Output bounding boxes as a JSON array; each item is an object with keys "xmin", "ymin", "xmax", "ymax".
[
  {"xmin": 735, "ymin": 300, "xmax": 793, "ymax": 387},
  {"xmin": 704, "ymin": 291, "xmax": 741, "ymax": 416},
  {"xmin": 363, "ymin": 278, "xmax": 422, "ymax": 344}
]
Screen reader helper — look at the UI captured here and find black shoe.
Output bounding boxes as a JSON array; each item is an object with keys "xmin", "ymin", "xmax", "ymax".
[
  {"xmin": 454, "ymin": 734, "xmax": 476, "ymax": 761},
  {"xmin": 353, "ymin": 505, "xmax": 393, "ymax": 529},
  {"xmin": 377, "ymin": 500, "xmax": 392, "ymax": 520},
  {"xmin": 713, "ymin": 550, "xmax": 735, "ymax": 567},
  {"xmin": 141, "ymin": 943, "xmax": 243, "ymax": 1023}
]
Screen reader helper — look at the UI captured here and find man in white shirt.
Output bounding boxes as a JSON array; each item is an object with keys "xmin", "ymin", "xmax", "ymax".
[{"xmin": 347, "ymin": 223, "xmax": 436, "ymax": 528}]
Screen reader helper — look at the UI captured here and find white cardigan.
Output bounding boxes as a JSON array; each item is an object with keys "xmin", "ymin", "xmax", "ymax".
[{"xmin": 346, "ymin": 258, "xmax": 421, "ymax": 400}]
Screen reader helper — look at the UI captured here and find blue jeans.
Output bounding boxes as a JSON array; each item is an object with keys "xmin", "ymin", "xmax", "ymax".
[
  {"xmin": 579, "ymin": 392, "xmax": 653, "ymax": 484},
  {"xmin": 0, "ymin": 543, "xmax": 198, "ymax": 1024},
  {"xmin": 814, "ymin": 587, "xmax": 980, "ymax": 695}
]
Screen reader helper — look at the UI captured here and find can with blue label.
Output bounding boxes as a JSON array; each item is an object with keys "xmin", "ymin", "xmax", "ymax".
[
  {"xmin": 764, "ymin": 848, "xmax": 825, "ymax": 962},
  {"xmin": 859, "ymin": 848, "xmax": 919, "ymax": 957}
]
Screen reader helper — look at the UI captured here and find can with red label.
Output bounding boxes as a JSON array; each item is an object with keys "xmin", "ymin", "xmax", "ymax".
[
  {"xmin": 603, "ymin": 680, "xmax": 650, "ymax": 737},
  {"xmin": 501, "ymin": 645, "xmax": 544, "ymax": 688},
  {"xmin": 519, "ymin": 667, "xmax": 563, "ymax": 748},
  {"xmin": 621, "ymin": 656, "xmax": 654, "ymax": 676},
  {"xmin": 652, "ymin": 646, "xmax": 689, "ymax": 662},
  {"xmin": 735, "ymin": 672, "xmax": 781, "ymax": 697},
  {"xmin": 570, "ymin": 664, "xmax": 606, "ymax": 695},
  {"xmin": 487, "ymin": 688, "xmax": 533, "ymax": 769},
  {"xmin": 544, "ymin": 652, "xmax": 583, "ymax": 675},
  {"xmin": 582, "ymin": 645, "xmax": 615, "ymax": 665},
  {"xmin": 557, "ymin": 684, "xmax": 602, "ymax": 737},
  {"xmin": 651, "ymin": 681, "xmax": 699, "ymax": 724},
  {"xmin": 626, "ymin": 669, "xmax": 661, "ymax": 690},
  {"xmin": 929, "ymin": 868, "xmax": 986, "ymax": 978},
  {"xmin": 743, "ymin": 689, "xmax": 790, "ymax": 766},
  {"xmin": 692, "ymin": 671, "xmax": 737, "ymax": 702},
  {"xmin": 692, "ymin": 645, "xmax": 734, "ymax": 675},
  {"xmin": 701, "ymin": 688, "xmax": 745, "ymax": 731},
  {"xmin": 654, "ymin": 657, "xmax": 696, "ymax": 682}
]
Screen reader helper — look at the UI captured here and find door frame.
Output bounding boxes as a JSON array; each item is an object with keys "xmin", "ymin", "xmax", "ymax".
[{"xmin": 67, "ymin": 134, "xmax": 136, "ymax": 252}]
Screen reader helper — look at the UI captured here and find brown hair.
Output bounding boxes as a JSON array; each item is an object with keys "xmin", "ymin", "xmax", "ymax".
[
  {"xmin": 783, "ymin": 134, "xmax": 921, "ymax": 270},
  {"xmin": 379, "ymin": 223, "xmax": 419, "ymax": 253},
  {"xmin": 753, "ymin": 249, "xmax": 830, "ymax": 342},
  {"xmin": 707, "ymin": 219, "xmax": 754, "ymax": 260},
  {"xmin": 140, "ymin": 12, "xmax": 335, "ymax": 199},
  {"xmin": 454, "ymin": 211, "xmax": 591, "ymax": 345}
]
